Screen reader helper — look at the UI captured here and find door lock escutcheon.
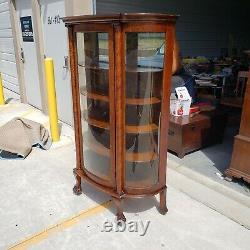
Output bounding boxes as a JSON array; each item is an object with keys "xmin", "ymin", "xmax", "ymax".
[
  {"xmin": 63, "ymin": 56, "xmax": 69, "ymax": 69},
  {"xmin": 20, "ymin": 48, "xmax": 25, "ymax": 63}
]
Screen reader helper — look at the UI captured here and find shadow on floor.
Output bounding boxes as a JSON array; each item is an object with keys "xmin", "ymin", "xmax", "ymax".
[
  {"xmin": 168, "ymin": 124, "xmax": 250, "ymax": 196},
  {"xmin": 79, "ymin": 181, "xmax": 160, "ymax": 219}
]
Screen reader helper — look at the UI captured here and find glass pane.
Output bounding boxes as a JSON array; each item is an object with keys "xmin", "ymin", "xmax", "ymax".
[
  {"xmin": 125, "ymin": 32, "xmax": 165, "ymax": 188},
  {"xmin": 77, "ymin": 32, "xmax": 112, "ymax": 183}
]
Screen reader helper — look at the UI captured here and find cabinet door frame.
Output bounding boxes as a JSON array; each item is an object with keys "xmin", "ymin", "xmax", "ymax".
[
  {"xmin": 118, "ymin": 22, "xmax": 175, "ymax": 195},
  {"xmin": 69, "ymin": 23, "xmax": 116, "ymax": 189}
]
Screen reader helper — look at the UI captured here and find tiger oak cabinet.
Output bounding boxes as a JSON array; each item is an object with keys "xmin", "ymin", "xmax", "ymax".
[
  {"xmin": 63, "ymin": 13, "xmax": 178, "ymax": 222},
  {"xmin": 225, "ymin": 71, "xmax": 250, "ymax": 183}
]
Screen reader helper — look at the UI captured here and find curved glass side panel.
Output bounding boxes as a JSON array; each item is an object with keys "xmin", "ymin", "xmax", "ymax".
[
  {"xmin": 76, "ymin": 32, "xmax": 112, "ymax": 183},
  {"xmin": 125, "ymin": 32, "xmax": 165, "ymax": 188}
]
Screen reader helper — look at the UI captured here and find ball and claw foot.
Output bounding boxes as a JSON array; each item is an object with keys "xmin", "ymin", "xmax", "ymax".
[
  {"xmin": 73, "ymin": 168, "xmax": 77, "ymax": 176},
  {"xmin": 159, "ymin": 188, "xmax": 168, "ymax": 215},
  {"xmin": 73, "ymin": 185, "xmax": 82, "ymax": 196},
  {"xmin": 116, "ymin": 213, "xmax": 126, "ymax": 225},
  {"xmin": 159, "ymin": 206, "xmax": 168, "ymax": 215}
]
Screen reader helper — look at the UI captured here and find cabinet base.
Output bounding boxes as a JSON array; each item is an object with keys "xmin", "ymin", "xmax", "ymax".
[
  {"xmin": 225, "ymin": 135, "xmax": 250, "ymax": 184},
  {"xmin": 73, "ymin": 168, "xmax": 168, "ymax": 221},
  {"xmin": 225, "ymin": 168, "xmax": 250, "ymax": 184},
  {"xmin": 113, "ymin": 197, "xmax": 126, "ymax": 223},
  {"xmin": 159, "ymin": 188, "xmax": 168, "ymax": 215},
  {"xmin": 73, "ymin": 168, "xmax": 83, "ymax": 195},
  {"xmin": 73, "ymin": 184, "xmax": 83, "ymax": 196}
]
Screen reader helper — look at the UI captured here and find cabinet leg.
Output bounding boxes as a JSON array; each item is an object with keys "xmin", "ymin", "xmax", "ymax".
[
  {"xmin": 159, "ymin": 188, "xmax": 168, "ymax": 215},
  {"xmin": 73, "ymin": 168, "xmax": 82, "ymax": 196},
  {"xmin": 113, "ymin": 197, "xmax": 126, "ymax": 223},
  {"xmin": 178, "ymin": 151, "xmax": 185, "ymax": 159}
]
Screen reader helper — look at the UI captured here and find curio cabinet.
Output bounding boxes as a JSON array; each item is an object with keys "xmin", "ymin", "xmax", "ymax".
[{"xmin": 63, "ymin": 13, "xmax": 178, "ymax": 222}]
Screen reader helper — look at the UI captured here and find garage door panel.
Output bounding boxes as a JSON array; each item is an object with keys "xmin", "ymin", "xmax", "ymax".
[
  {"xmin": 0, "ymin": 60, "xmax": 17, "ymax": 77},
  {"xmin": 0, "ymin": 11, "xmax": 11, "ymax": 29},
  {"xmin": 0, "ymin": 29, "xmax": 12, "ymax": 38},
  {"xmin": 0, "ymin": 52, "xmax": 16, "ymax": 62},
  {"xmin": 177, "ymin": 31, "xmax": 220, "ymax": 42},
  {"xmin": 2, "ymin": 72, "xmax": 19, "ymax": 86},
  {"xmin": 2, "ymin": 79, "xmax": 19, "ymax": 93},
  {"xmin": 0, "ymin": 2, "xmax": 9, "ymax": 13},
  {"xmin": 0, "ymin": 38, "xmax": 15, "ymax": 54},
  {"xmin": 0, "ymin": 0, "xmax": 19, "ymax": 94}
]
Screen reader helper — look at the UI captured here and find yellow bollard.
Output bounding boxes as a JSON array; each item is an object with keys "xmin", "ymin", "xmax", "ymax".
[
  {"xmin": 0, "ymin": 73, "xmax": 5, "ymax": 105},
  {"xmin": 44, "ymin": 58, "xmax": 60, "ymax": 142}
]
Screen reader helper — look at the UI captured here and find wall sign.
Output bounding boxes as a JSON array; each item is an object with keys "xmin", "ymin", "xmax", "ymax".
[
  {"xmin": 20, "ymin": 16, "xmax": 34, "ymax": 42},
  {"xmin": 47, "ymin": 14, "xmax": 62, "ymax": 25}
]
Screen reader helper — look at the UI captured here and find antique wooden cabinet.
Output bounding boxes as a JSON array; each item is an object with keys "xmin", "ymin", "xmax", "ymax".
[
  {"xmin": 226, "ymin": 70, "xmax": 250, "ymax": 183},
  {"xmin": 168, "ymin": 111, "xmax": 227, "ymax": 158},
  {"xmin": 63, "ymin": 13, "xmax": 178, "ymax": 221}
]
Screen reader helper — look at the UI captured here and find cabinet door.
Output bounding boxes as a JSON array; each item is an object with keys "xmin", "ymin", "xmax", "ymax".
[
  {"xmin": 119, "ymin": 24, "xmax": 173, "ymax": 194},
  {"xmin": 75, "ymin": 24, "xmax": 115, "ymax": 188}
]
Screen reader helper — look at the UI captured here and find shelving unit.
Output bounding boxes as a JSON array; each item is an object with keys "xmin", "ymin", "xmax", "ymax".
[{"xmin": 64, "ymin": 13, "xmax": 178, "ymax": 221}]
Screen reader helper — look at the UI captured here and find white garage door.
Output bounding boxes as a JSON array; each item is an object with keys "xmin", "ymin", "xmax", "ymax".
[{"xmin": 0, "ymin": 0, "xmax": 19, "ymax": 93}]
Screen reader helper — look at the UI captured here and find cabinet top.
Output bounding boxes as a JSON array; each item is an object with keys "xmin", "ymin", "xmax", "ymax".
[{"xmin": 63, "ymin": 13, "xmax": 178, "ymax": 26}]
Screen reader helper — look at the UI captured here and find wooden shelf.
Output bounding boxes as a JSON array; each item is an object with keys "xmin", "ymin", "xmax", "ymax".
[
  {"xmin": 78, "ymin": 63, "xmax": 163, "ymax": 73},
  {"xmin": 126, "ymin": 97, "xmax": 161, "ymax": 105},
  {"xmin": 78, "ymin": 63, "xmax": 109, "ymax": 70},
  {"xmin": 80, "ymin": 87, "xmax": 161, "ymax": 105},
  {"xmin": 126, "ymin": 151, "xmax": 158, "ymax": 162},
  {"xmin": 86, "ymin": 117, "xmax": 110, "ymax": 130},
  {"xmin": 83, "ymin": 115, "xmax": 158, "ymax": 133},
  {"xmin": 80, "ymin": 86, "xmax": 109, "ymax": 102},
  {"xmin": 126, "ymin": 124, "xmax": 158, "ymax": 133},
  {"xmin": 126, "ymin": 67, "xmax": 163, "ymax": 73},
  {"xmin": 84, "ymin": 132, "xmax": 157, "ymax": 162}
]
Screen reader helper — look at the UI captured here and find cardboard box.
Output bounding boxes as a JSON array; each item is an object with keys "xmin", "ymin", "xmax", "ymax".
[{"xmin": 170, "ymin": 87, "xmax": 191, "ymax": 116}]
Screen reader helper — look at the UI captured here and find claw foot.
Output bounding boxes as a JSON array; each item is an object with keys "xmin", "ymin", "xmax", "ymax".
[
  {"xmin": 159, "ymin": 206, "xmax": 168, "ymax": 215},
  {"xmin": 73, "ymin": 168, "xmax": 77, "ymax": 176},
  {"xmin": 73, "ymin": 185, "xmax": 82, "ymax": 196},
  {"xmin": 116, "ymin": 213, "xmax": 126, "ymax": 225}
]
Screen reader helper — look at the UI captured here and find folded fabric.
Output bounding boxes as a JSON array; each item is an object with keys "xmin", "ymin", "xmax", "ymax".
[{"xmin": 0, "ymin": 117, "xmax": 52, "ymax": 158}]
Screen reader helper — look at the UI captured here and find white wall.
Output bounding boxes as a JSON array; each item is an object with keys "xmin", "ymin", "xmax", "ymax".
[
  {"xmin": 96, "ymin": 0, "xmax": 250, "ymax": 58},
  {"xmin": 0, "ymin": 0, "xmax": 19, "ymax": 93}
]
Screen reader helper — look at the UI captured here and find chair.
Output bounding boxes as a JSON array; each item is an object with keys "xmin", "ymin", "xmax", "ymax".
[
  {"xmin": 220, "ymin": 70, "xmax": 249, "ymax": 108},
  {"xmin": 235, "ymin": 71, "xmax": 249, "ymax": 97}
]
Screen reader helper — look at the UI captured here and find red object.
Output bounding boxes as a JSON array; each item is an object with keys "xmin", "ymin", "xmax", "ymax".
[
  {"xmin": 178, "ymin": 106, "xmax": 184, "ymax": 115},
  {"xmin": 189, "ymin": 105, "xmax": 200, "ymax": 114},
  {"xmin": 196, "ymin": 102, "xmax": 211, "ymax": 107}
]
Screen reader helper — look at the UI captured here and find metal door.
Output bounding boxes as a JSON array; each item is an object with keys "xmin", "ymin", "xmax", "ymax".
[
  {"xmin": 15, "ymin": 0, "xmax": 42, "ymax": 109},
  {"xmin": 40, "ymin": 0, "xmax": 72, "ymax": 124}
]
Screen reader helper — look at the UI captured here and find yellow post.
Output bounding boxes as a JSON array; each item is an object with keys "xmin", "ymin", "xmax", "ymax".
[
  {"xmin": 44, "ymin": 58, "xmax": 60, "ymax": 142},
  {"xmin": 0, "ymin": 73, "xmax": 5, "ymax": 105}
]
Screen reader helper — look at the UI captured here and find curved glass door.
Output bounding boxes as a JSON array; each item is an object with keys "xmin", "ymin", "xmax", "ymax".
[
  {"xmin": 125, "ymin": 32, "xmax": 165, "ymax": 188},
  {"xmin": 76, "ymin": 31, "xmax": 114, "ymax": 186}
]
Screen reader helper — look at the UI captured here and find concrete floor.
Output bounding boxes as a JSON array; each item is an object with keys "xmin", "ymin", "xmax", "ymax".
[
  {"xmin": 168, "ymin": 126, "xmax": 250, "ymax": 197},
  {"xmin": 0, "ymin": 89, "xmax": 250, "ymax": 250}
]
